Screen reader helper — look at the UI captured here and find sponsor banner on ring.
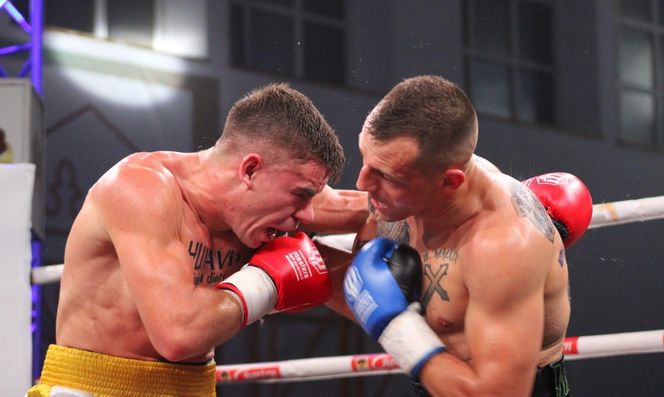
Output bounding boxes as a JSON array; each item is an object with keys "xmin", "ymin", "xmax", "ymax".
[
  {"xmin": 217, "ymin": 366, "xmax": 282, "ymax": 382},
  {"xmin": 351, "ymin": 353, "xmax": 399, "ymax": 372}
]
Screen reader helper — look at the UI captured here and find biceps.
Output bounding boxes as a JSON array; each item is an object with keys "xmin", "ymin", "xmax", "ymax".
[
  {"xmin": 114, "ymin": 233, "xmax": 192, "ymax": 310},
  {"xmin": 465, "ymin": 291, "xmax": 543, "ymax": 384}
]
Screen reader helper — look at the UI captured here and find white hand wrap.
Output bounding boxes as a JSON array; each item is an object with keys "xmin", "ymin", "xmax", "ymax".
[
  {"xmin": 220, "ymin": 265, "xmax": 278, "ymax": 326},
  {"xmin": 378, "ymin": 303, "xmax": 446, "ymax": 378}
]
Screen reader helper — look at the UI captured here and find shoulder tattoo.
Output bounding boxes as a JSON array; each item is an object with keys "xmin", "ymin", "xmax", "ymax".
[
  {"xmin": 509, "ymin": 180, "xmax": 555, "ymax": 243},
  {"xmin": 376, "ymin": 220, "xmax": 410, "ymax": 244}
]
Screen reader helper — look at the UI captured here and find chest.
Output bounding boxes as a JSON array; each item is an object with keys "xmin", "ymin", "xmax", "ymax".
[
  {"xmin": 183, "ymin": 225, "xmax": 254, "ymax": 286},
  {"xmin": 418, "ymin": 247, "xmax": 468, "ymax": 334}
]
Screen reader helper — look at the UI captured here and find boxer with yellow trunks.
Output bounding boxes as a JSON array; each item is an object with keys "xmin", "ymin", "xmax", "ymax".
[
  {"xmin": 28, "ymin": 83, "xmax": 347, "ymax": 396},
  {"xmin": 28, "ymin": 345, "xmax": 216, "ymax": 397}
]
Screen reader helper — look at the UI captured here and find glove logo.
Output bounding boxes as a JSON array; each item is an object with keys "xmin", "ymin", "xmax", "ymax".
[
  {"xmin": 344, "ymin": 267, "xmax": 362, "ymax": 303},
  {"xmin": 306, "ymin": 249, "xmax": 327, "ymax": 275},
  {"xmin": 533, "ymin": 172, "xmax": 574, "ymax": 186}
]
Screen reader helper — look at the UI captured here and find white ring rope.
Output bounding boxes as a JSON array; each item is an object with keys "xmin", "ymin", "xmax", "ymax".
[
  {"xmin": 216, "ymin": 329, "xmax": 664, "ymax": 383},
  {"xmin": 31, "ymin": 263, "xmax": 64, "ymax": 285},
  {"xmin": 589, "ymin": 195, "xmax": 664, "ymax": 229},
  {"xmin": 216, "ymin": 353, "xmax": 401, "ymax": 384}
]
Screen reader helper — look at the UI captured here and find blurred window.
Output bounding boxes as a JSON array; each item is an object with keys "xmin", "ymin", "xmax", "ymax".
[
  {"xmin": 13, "ymin": 0, "xmax": 208, "ymax": 58},
  {"xmin": 230, "ymin": 0, "xmax": 346, "ymax": 86},
  {"xmin": 617, "ymin": 0, "xmax": 664, "ymax": 149},
  {"xmin": 463, "ymin": 0, "xmax": 556, "ymax": 125}
]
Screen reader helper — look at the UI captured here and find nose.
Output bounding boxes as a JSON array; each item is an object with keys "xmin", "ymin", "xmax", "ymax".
[
  {"xmin": 356, "ymin": 165, "xmax": 372, "ymax": 191},
  {"xmin": 294, "ymin": 200, "xmax": 315, "ymax": 225}
]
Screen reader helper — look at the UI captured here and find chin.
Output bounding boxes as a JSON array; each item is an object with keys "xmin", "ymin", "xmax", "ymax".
[
  {"xmin": 375, "ymin": 211, "xmax": 396, "ymax": 222},
  {"xmin": 376, "ymin": 209, "xmax": 409, "ymax": 223},
  {"xmin": 241, "ymin": 233, "xmax": 262, "ymax": 249}
]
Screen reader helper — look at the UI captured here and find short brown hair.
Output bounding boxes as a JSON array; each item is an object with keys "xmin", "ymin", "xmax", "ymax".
[
  {"xmin": 366, "ymin": 75, "xmax": 478, "ymax": 170},
  {"xmin": 221, "ymin": 83, "xmax": 345, "ymax": 182}
]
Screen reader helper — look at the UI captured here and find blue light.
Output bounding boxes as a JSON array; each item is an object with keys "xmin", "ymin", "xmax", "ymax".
[
  {"xmin": 0, "ymin": 0, "xmax": 43, "ymax": 95},
  {"xmin": 31, "ymin": 232, "xmax": 43, "ymax": 382}
]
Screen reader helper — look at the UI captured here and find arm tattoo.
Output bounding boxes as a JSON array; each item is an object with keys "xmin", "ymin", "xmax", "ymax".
[
  {"xmin": 376, "ymin": 220, "xmax": 410, "ymax": 244},
  {"xmin": 509, "ymin": 180, "xmax": 555, "ymax": 243},
  {"xmin": 558, "ymin": 248, "xmax": 566, "ymax": 267}
]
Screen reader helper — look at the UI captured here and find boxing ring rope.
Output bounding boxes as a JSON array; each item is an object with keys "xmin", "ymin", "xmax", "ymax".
[
  {"xmin": 31, "ymin": 263, "xmax": 63, "ymax": 286},
  {"xmin": 28, "ymin": 194, "xmax": 664, "ymax": 384},
  {"xmin": 588, "ymin": 194, "xmax": 664, "ymax": 229},
  {"xmin": 29, "ymin": 194, "xmax": 664, "ymax": 286},
  {"xmin": 215, "ymin": 329, "xmax": 664, "ymax": 383}
]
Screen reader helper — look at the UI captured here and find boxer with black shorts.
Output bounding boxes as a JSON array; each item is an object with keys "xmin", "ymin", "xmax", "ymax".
[{"xmin": 326, "ymin": 76, "xmax": 592, "ymax": 397}]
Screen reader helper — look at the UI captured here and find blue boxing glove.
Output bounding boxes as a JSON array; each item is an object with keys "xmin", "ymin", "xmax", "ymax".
[{"xmin": 344, "ymin": 238, "xmax": 445, "ymax": 378}]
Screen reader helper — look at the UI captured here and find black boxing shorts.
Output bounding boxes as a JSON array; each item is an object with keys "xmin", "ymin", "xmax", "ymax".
[
  {"xmin": 531, "ymin": 356, "xmax": 570, "ymax": 397},
  {"xmin": 410, "ymin": 356, "xmax": 570, "ymax": 397}
]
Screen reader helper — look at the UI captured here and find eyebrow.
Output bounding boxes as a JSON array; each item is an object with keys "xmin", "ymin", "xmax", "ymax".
[
  {"xmin": 371, "ymin": 163, "xmax": 409, "ymax": 181},
  {"xmin": 297, "ymin": 187, "xmax": 318, "ymax": 197}
]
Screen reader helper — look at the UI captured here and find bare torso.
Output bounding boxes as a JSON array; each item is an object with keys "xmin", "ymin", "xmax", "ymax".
[
  {"xmin": 56, "ymin": 152, "xmax": 254, "ymax": 363},
  {"xmin": 359, "ymin": 159, "xmax": 570, "ymax": 368},
  {"xmin": 415, "ymin": 206, "xmax": 569, "ymax": 367}
]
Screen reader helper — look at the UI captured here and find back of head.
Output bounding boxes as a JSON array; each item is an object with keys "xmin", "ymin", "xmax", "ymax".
[
  {"xmin": 220, "ymin": 83, "xmax": 345, "ymax": 182},
  {"xmin": 366, "ymin": 75, "xmax": 478, "ymax": 171}
]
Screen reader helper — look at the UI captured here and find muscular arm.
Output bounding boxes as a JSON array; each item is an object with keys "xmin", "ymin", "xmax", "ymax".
[
  {"xmin": 305, "ymin": 185, "xmax": 369, "ymax": 233},
  {"xmin": 321, "ymin": 212, "xmax": 378, "ymax": 319},
  {"xmin": 420, "ymin": 237, "xmax": 548, "ymax": 397},
  {"xmin": 96, "ymin": 162, "xmax": 242, "ymax": 362}
]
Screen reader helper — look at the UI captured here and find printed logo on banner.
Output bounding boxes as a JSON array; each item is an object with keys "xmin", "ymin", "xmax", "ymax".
[
  {"xmin": 217, "ymin": 366, "xmax": 282, "ymax": 382},
  {"xmin": 351, "ymin": 353, "xmax": 399, "ymax": 372},
  {"xmin": 563, "ymin": 336, "xmax": 579, "ymax": 355}
]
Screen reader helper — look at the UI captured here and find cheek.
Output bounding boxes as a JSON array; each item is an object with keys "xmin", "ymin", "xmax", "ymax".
[
  {"xmin": 262, "ymin": 196, "xmax": 298, "ymax": 216},
  {"xmin": 384, "ymin": 185, "xmax": 409, "ymax": 203},
  {"xmin": 389, "ymin": 188, "xmax": 422, "ymax": 210}
]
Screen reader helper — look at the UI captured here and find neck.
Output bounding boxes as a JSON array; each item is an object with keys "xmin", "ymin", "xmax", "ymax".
[
  {"xmin": 413, "ymin": 158, "xmax": 483, "ymax": 248},
  {"xmin": 176, "ymin": 148, "xmax": 233, "ymax": 232}
]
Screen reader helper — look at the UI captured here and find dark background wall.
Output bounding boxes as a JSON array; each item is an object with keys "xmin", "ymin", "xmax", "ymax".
[{"xmin": 1, "ymin": 0, "xmax": 661, "ymax": 395}]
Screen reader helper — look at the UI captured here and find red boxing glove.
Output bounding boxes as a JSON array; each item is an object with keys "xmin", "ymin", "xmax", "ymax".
[
  {"xmin": 217, "ymin": 232, "xmax": 331, "ymax": 326},
  {"xmin": 522, "ymin": 172, "xmax": 593, "ymax": 248}
]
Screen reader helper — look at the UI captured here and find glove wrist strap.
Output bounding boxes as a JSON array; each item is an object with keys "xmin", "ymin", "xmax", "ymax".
[
  {"xmin": 378, "ymin": 304, "xmax": 446, "ymax": 379},
  {"xmin": 218, "ymin": 265, "xmax": 277, "ymax": 326}
]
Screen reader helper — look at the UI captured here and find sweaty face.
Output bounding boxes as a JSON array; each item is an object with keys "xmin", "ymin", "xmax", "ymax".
[
  {"xmin": 356, "ymin": 130, "xmax": 432, "ymax": 222},
  {"xmin": 238, "ymin": 159, "xmax": 328, "ymax": 248}
]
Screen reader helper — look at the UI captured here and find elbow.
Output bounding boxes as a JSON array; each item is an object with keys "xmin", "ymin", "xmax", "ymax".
[
  {"xmin": 150, "ymin": 329, "xmax": 203, "ymax": 362},
  {"xmin": 153, "ymin": 338, "xmax": 194, "ymax": 362}
]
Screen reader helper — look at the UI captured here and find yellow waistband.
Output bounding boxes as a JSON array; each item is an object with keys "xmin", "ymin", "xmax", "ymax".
[{"xmin": 37, "ymin": 344, "xmax": 216, "ymax": 397}]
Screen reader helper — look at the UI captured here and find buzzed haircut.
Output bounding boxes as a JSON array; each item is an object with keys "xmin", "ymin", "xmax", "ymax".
[
  {"xmin": 221, "ymin": 83, "xmax": 345, "ymax": 183},
  {"xmin": 366, "ymin": 75, "xmax": 478, "ymax": 170}
]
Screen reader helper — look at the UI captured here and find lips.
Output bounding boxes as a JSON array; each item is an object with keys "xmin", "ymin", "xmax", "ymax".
[
  {"xmin": 370, "ymin": 197, "xmax": 386, "ymax": 211},
  {"xmin": 266, "ymin": 227, "xmax": 289, "ymax": 241}
]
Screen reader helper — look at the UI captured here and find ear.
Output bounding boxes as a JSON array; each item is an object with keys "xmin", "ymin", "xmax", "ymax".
[
  {"xmin": 441, "ymin": 168, "xmax": 465, "ymax": 190},
  {"xmin": 239, "ymin": 153, "xmax": 262, "ymax": 187}
]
